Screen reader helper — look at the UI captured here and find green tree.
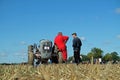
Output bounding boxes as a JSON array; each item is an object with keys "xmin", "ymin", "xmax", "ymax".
[
  {"xmin": 119, "ymin": 56, "xmax": 120, "ymax": 61},
  {"xmin": 81, "ymin": 54, "xmax": 89, "ymax": 61},
  {"xmin": 91, "ymin": 47, "xmax": 103, "ymax": 58},
  {"xmin": 103, "ymin": 53, "xmax": 112, "ymax": 61},
  {"xmin": 111, "ymin": 52, "xmax": 119, "ymax": 61},
  {"xmin": 87, "ymin": 52, "xmax": 93, "ymax": 60},
  {"xmin": 68, "ymin": 54, "xmax": 89, "ymax": 62}
]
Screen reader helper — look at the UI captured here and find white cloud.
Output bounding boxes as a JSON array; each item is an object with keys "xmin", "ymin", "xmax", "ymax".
[
  {"xmin": 20, "ymin": 41, "xmax": 27, "ymax": 45},
  {"xmin": 14, "ymin": 49, "xmax": 27, "ymax": 57},
  {"xmin": 103, "ymin": 41, "xmax": 112, "ymax": 45},
  {"xmin": 0, "ymin": 52, "xmax": 7, "ymax": 57},
  {"xmin": 117, "ymin": 35, "xmax": 120, "ymax": 39},
  {"xmin": 80, "ymin": 37, "xmax": 86, "ymax": 41},
  {"xmin": 14, "ymin": 52, "xmax": 27, "ymax": 57},
  {"xmin": 115, "ymin": 8, "xmax": 120, "ymax": 14},
  {"xmin": 115, "ymin": 46, "xmax": 120, "ymax": 49},
  {"xmin": 86, "ymin": 42, "xmax": 94, "ymax": 47}
]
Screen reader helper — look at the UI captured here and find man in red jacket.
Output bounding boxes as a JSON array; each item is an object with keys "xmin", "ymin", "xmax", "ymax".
[{"xmin": 54, "ymin": 32, "xmax": 69, "ymax": 62}]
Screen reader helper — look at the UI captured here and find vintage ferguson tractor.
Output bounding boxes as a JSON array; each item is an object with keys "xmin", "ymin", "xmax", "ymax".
[{"xmin": 28, "ymin": 39, "xmax": 63, "ymax": 65}]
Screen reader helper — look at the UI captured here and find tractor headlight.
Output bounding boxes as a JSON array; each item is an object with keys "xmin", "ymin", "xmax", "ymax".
[{"xmin": 44, "ymin": 46, "xmax": 50, "ymax": 50}]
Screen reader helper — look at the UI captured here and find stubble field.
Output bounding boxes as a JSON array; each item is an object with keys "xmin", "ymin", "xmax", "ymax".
[{"xmin": 0, "ymin": 64, "xmax": 120, "ymax": 80}]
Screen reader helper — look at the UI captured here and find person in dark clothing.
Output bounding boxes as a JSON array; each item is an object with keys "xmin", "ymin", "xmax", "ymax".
[{"xmin": 72, "ymin": 33, "xmax": 82, "ymax": 65}]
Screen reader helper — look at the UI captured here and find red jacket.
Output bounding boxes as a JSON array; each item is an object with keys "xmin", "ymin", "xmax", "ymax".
[{"xmin": 54, "ymin": 34, "xmax": 69, "ymax": 51}]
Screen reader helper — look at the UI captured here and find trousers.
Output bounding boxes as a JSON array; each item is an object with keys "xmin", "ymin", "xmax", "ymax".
[{"xmin": 74, "ymin": 50, "xmax": 81, "ymax": 64}]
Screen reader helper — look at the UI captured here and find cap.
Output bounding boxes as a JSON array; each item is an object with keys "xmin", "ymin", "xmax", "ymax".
[{"xmin": 72, "ymin": 33, "xmax": 77, "ymax": 36}]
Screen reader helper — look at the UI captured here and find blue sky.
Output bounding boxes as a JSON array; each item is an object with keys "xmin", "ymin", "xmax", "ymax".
[{"xmin": 0, "ymin": 0, "xmax": 120, "ymax": 63}]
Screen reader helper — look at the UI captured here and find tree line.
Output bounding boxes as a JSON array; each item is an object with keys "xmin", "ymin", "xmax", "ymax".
[{"xmin": 68, "ymin": 47, "xmax": 120, "ymax": 64}]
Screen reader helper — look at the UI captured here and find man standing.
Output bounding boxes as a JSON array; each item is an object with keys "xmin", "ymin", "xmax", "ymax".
[
  {"xmin": 54, "ymin": 32, "xmax": 69, "ymax": 62},
  {"xmin": 72, "ymin": 33, "xmax": 82, "ymax": 65}
]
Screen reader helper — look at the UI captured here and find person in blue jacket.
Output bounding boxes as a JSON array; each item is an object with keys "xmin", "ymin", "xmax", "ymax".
[{"xmin": 72, "ymin": 33, "xmax": 82, "ymax": 65}]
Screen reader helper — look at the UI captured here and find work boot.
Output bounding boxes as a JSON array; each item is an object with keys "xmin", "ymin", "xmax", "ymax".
[{"xmin": 62, "ymin": 60, "xmax": 67, "ymax": 64}]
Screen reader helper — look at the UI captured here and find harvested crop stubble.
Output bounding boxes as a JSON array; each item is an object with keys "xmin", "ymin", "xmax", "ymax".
[{"xmin": 0, "ymin": 64, "xmax": 120, "ymax": 80}]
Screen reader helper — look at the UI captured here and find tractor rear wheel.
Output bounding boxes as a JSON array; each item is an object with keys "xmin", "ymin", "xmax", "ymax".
[
  {"xmin": 28, "ymin": 45, "xmax": 34, "ymax": 65},
  {"xmin": 28, "ymin": 52, "xmax": 34, "ymax": 65}
]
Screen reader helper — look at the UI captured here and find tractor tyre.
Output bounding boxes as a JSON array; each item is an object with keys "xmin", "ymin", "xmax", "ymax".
[
  {"xmin": 28, "ymin": 51, "xmax": 34, "ymax": 65},
  {"xmin": 28, "ymin": 45, "xmax": 34, "ymax": 65}
]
